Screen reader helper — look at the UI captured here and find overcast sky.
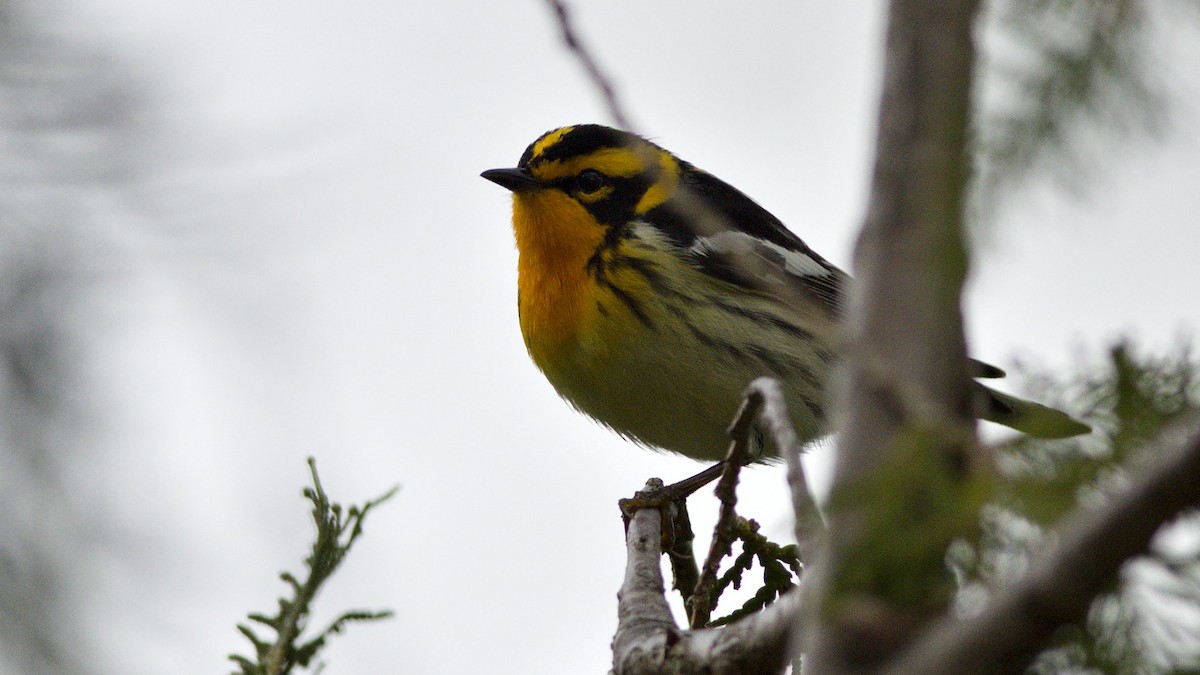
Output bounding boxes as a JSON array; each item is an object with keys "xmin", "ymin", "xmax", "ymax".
[{"xmin": 7, "ymin": 1, "xmax": 1200, "ymax": 673}]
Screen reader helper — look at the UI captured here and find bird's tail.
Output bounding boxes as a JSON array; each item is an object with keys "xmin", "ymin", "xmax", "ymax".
[{"xmin": 974, "ymin": 383, "xmax": 1092, "ymax": 439}]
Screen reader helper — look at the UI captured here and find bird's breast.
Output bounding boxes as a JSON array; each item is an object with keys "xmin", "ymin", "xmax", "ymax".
[{"xmin": 512, "ymin": 190, "xmax": 609, "ymax": 362}]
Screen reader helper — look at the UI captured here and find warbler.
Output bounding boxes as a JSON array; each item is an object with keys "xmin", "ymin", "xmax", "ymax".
[{"xmin": 482, "ymin": 124, "xmax": 1089, "ymax": 462}]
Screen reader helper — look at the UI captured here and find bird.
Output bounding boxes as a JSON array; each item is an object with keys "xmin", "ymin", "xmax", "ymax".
[{"xmin": 482, "ymin": 124, "xmax": 1089, "ymax": 463}]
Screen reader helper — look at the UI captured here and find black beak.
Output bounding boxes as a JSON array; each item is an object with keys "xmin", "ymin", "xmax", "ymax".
[{"xmin": 481, "ymin": 167, "xmax": 542, "ymax": 193}]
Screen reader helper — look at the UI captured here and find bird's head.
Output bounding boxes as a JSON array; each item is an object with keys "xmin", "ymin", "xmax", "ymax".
[{"xmin": 482, "ymin": 125, "xmax": 682, "ymax": 245}]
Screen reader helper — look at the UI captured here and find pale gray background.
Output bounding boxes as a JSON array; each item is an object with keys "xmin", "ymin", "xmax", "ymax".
[{"xmin": 5, "ymin": 1, "xmax": 1199, "ymax": 673}]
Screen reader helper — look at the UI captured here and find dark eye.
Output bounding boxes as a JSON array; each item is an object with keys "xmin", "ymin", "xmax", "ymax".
[{"xmin": 575, "ymin": 169, "xmax": 606, "ymax": 194}]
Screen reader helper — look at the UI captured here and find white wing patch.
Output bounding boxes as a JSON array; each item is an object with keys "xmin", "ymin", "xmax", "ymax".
[
  {"xmin": 767, "ymin": 240, "xmax": 833, "ymax": 278},
  {"xmin": 691, "ymin": 231, "xmax": 833, "ymax": 280}
]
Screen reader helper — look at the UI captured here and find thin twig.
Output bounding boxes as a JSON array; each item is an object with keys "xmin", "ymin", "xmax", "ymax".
[
  {"xmin": 231, "ymin": 458, "xmax": 397, "ymax": 675},
  {"xmin": 542, "ymin": 0, "xmax": 635, "ymax": 131},
  {"xmin": 688, "ymin": 388, "xmax": 763, "ymax": 628},
  {"xmin": 613, "ymin": 484, "xmax": 800, "ymax": 674},
  {"xmin": 751, "ymin": 377, "xmax": 826, "ymax": 565},
  {"xmin": 683, "ymin": 379, "xmax": 824, "ymax": 628},
  {"xmin": 664, "ymin": 496, "xmax": 701, "ymax": 606},
  {"xmin": 545, "ymin": 2, "xmax": 835, "ymax": 327},
  {"xmin": 613, "ymin": 380, "xmax": 816, "ymax": 670}
]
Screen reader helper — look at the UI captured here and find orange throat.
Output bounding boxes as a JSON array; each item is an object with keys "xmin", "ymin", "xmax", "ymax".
[{"xmin": 512, "ymin": 190, "xmax": 604, "ymax": 357}]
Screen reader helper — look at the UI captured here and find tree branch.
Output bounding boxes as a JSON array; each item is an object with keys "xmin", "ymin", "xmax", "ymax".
[
  {"xmin": 613, "ymin": 481, "xmax": 680, "ymax": 669},
  {"xmin": 836, "ymin": 0, "xmax": 980, "ymax": 490},
  {"xmin": 613, "ymin": 482, "xmax": 801, "ymax": 675},
  {"xmin": 885, "ymin": 417, "xmax": 1200, "ymax": 674},
  {"xmin": 613, "ymin": 379, "xmax": 819, "ymax": 673},
  {"xmin": 809, "ymin": 0, "xmax": 982, "ymax": 671}
]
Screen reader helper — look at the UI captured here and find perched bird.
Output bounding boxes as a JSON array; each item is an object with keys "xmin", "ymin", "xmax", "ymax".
[{"xmin": 482, "ymin": 124, "xmax": 1089, "ymax": 462}]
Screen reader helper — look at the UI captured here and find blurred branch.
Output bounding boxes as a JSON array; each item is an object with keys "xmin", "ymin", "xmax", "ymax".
[
  {"xmin": 971, "ymin": 0, "xmax": 1183, "ymax": 209},
  {"xmin": 0, "ymin": 7, "xmax": 150, "ymax": 671},
  {"xmin": 230, "ymin": 458, "xmax": 397, "ymax": 675},
  {"xmin": 886, "ymin": 416, "xmax": 1200, "ymax": 673},
  {"xmin": 543, "ymin": 0, "xmax": 635, "ymax": 131},
  {"xmin": 809, "ymin": 0, "xmax": 981, "ymax": 671},
  {"xmin": 968, "ymin": 344, "xmax": 1200, "ymax": 670}
]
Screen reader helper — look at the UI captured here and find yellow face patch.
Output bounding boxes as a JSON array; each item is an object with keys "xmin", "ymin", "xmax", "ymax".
[
  {"xmin": 574, "ymin": 184, "xmax": 615, "ymax": 204},
  {"xmin": 634, "ymin": 152, "xmax": 679, "ymax": 214}
]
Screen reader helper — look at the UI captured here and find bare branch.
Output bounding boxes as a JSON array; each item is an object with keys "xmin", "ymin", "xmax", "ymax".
[
  {"xmin": 751, "ymin": 377, "xmax": 826, "ymax": 566},
  {"xmin": 542, "ymin": 0, "xmax": 635, "ymax": 131},
  {"xmin": 614, "ymin": 480, "xmax": 680, "ymax": 670},
  {"xmin": 886, "ymin": 417, "xmax": 1200, "ymax": 674}
]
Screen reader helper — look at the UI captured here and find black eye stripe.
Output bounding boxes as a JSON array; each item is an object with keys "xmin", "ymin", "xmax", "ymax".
[
  {"xmin": 544, "ymin": 173, "xmax": 656, "ymax": 228},
  {"xmin": 549, "ymin": 173, "xmax": 646, "ymax": 193}
]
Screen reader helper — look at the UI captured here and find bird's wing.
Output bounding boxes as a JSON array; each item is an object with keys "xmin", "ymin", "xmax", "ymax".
[
  {"xmin": 642, "ymin": 165, "xmax": 848, "ymax": 319},
  {"xmin": 656, "ymin": 166, "xmax": 1016, "ymax": 383}
]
